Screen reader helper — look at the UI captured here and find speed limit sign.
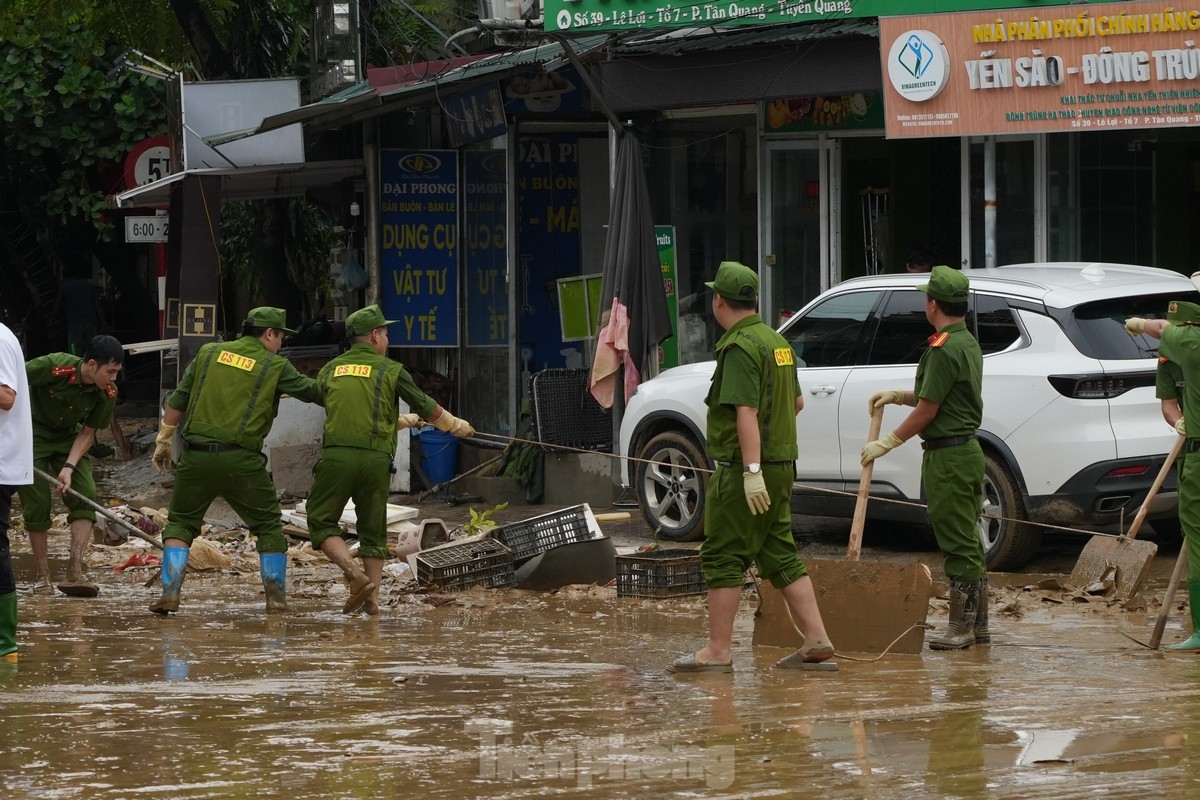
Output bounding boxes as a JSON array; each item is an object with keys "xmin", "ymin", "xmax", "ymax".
[{"xmin": 123, "ymin": 136, "xmax": 173, "ymax": 189}]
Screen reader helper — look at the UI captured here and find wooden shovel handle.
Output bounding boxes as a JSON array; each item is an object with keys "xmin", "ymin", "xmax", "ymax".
[
  {"xmin": 1125, "ymin": 433, "xmax": 1185, "ymax": 541},
  {"xmin": 847, "ymin": 406, "xmax": 885, "ymax": 562},
  {"xmin": 1150, "ymin": 545, "xmax": 1188, "ymax": 650}
]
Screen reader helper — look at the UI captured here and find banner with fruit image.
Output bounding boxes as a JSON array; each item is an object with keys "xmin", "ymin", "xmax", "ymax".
[{"xmin": 763, "ymin": 92, "xmax": 884, "ymax": 133}]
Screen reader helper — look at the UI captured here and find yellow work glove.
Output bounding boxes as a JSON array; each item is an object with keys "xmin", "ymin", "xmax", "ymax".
[
  {"xmin": 867, "ymin": 389, "xmax": 907, "ymax": 415},
  {"xmin": 152, "ymin": 422, "xmax": 177, "ymax": 475},
  {"xmin": 1177, "ymin": 418, "xmax": 1187, "ymax": 436},
  {"xmin": 743, "ymin": 471, "xmax": 770, "ymax": 515},
  {"xmin": 860, "ymin": 431, "xmax": 904, "ymax": 467},
  {"xmin": 1124, "ymin": 317, "xmax": 1147, "ymax": 336},
  {"xmin": 396, "ymin": 413, "xmax": 423, "ymax": 430},
  {"xmin": 432, "ymin": 410, "xmax": 475, "ymax": 437}
]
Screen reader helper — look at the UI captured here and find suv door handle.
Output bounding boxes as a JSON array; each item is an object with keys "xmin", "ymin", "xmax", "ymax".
[{"xmin": 809, "ymin": 385, "xmax": 837, "ymax": 395}]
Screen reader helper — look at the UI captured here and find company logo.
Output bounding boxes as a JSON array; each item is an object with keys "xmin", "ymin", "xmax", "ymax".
[
  {"xmin": 398, "ymin": 153, "xmax": 443, "ymax": 174},
  {"xmin": 887, "ymin": 30, "xmax": 951, "ymax": 102}
]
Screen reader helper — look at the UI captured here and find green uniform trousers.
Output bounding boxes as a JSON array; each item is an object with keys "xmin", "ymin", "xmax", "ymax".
[
  {"xmin": 700, "ymin": 462, "xmax": 807, "ymax": 589},
  {"xmin": 18, "ymin": 453, "xmax": 98, "ymax": 531},
  {"xmin": 162, "ymin": 448, "xmax": 286, "ymax": 553},
  {"xmin": 306, "ymin": 447, "xmax": 392, "ymax": 559},
  {"xmin": 923, "ymin": 439, "xmax": 987, "ymax": 582},
  {"xmin": 1178, "ymin": 450, "xmax": 1200, "ymax": 582}
]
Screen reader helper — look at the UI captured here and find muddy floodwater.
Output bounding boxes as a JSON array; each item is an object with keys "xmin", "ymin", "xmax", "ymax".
[{"xmin": 4, "ymin": 544, "xmax": 1200, "ymax": 800}]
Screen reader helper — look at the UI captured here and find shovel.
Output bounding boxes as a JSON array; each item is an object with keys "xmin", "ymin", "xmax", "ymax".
[
  {"xmin": 754, "ymin": 407, "xmax": 933, "ymax": 656},
  {"xmin": 34, "ymin": 467, "xmax": 164, "ymax": 552},
  {"xmin": 1067, "ymin": 435, "xmax": 1179, "ymax": 601}
]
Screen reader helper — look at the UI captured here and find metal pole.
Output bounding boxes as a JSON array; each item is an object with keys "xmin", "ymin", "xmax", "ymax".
[{"xmin": 984, "ymin": 136, "xmax": 997, "ymax": 268}]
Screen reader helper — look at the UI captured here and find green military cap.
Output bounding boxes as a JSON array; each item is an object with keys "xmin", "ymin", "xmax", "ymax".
[
  {"xmin": 245, "ymin": 306, "xmax": 296, "ymax": 334},
  {"xmin": 345, "ymin": 304, "xmax": 399, "ymax": 337},
  {"xmin": 705, "ymin": 261, "xmax": 759, "ymax": 300},
  {"xmin": 1167, "ymin": 300, "xmax": 1200, "ymax": 325},
  {"xmin": 917, "ymin": 265, "xmax": 970, "ymax": 303}
]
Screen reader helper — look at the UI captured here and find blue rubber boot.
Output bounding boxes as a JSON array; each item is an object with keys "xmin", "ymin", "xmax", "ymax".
[
  {"xmin": 0, "ymin": 591, "xmax": 17, "ymax": 663},
  {"xmin": 260, "ymin": 553, "xmax": 289, "ymax": 613},
  {"xmin": 1166, "ymin": 581, "xmax": 1200, "ymax": 652},
  {"xmin": 150, "ymin": 547, "xmax": 189, "ymax": 615}
]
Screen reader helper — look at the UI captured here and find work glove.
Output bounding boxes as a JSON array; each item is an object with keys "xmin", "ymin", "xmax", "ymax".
[
  {"xmin": 432, "ymin": 410, "xmax": 475, "ymax": 438},
  {"xmin": 152, "ymin": 422, "xmax": 177, "ymax": 475},
  {"xmin": 743, "ymin": 471, "xmax": 771, "ymax": 515},
  {"xmin": 396, "ymin": 413, "xmax": 423, "ymax": 430},
  {"xmin": 860, "ymin": 431, "xmax": 904, "ymax": 467},
  {"xmin": 867, "ymin": 389, "xmax": 907, "ymax": 415},
  {"xmin": 1177, "ymin": 418, "xmax": 1188, "ymax": 436},
  {"xmin": 1124, "ymin": 317, "xmax": 1147, "ymax": 336}
]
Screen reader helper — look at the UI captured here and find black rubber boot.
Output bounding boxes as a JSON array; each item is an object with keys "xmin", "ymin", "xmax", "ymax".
[
  {"xmin": 930, "ymin": 580, "xmax": 977, "ymax": 650},
  {"xmin": 974, "ymin": 574, "xmax": 990, "ymax": 644}
]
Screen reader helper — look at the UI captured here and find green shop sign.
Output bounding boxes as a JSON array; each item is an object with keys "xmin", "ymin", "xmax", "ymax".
[{"xmin": 546, "ymin": 0, "xmax": 1078, "ymax": 33}]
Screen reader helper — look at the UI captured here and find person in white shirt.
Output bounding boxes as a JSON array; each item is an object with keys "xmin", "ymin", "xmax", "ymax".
[{"xmin": 0, "ymin": 322, "xmax": 33, "ymax": 663}]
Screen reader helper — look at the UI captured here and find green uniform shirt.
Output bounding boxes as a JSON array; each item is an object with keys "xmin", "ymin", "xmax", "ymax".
[
  {"xmin": 1156, "ymin": 356, "xmax": 1185, "ymax": 408},
  {"xmin": 1161, "ymin": 325, "xmax": 1200, "ymax": 432},
  {"xmin": 706, "ymin": 314, "xmax": 800, "ymax": 463},
  {"xmin": 316, "ymin": 342, "xmax": 437, "ymax": 456},
  {"xmin": 914, "ymin": 321, "xmax": 983, "ymax": 440},
  {"xmin": 26, "ymin": 353, "xmax": 116, "ymax": 448},
  {"xmin": 167, "ymin": 335, "xmax": 321, "ymax": 452}
]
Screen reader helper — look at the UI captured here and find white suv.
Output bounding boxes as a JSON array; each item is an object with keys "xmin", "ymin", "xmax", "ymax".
[{"xmin": 619, "ymin": 263, "xmax": 1195, "ymax": 570}]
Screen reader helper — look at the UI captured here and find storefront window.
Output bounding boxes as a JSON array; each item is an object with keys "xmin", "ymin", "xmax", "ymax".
[
  {"xmin": 1076, "ymin": 132, "xmax": 1157, "ymax": 265},
  {"xmin": 645, "ymin": 116, "xmax": 757, "ymax": 364}
]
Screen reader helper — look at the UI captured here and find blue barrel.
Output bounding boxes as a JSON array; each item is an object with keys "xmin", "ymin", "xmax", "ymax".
[{"xmin": 419, "ymin": 428, "xmax": 459, "ymax": 485}]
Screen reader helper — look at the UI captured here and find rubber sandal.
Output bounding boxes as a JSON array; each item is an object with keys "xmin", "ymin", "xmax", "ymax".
[{"xmin": 667, "ymin": 653, "xmax": 734, "ymax": 674}]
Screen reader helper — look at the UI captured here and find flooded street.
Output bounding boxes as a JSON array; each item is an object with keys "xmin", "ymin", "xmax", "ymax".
[{"xmin": 4, "ymin": 523, "xmax": 1200, "ymax": 799}]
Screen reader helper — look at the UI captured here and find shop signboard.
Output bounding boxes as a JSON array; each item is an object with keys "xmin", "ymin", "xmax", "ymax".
[
  {"xmin": 881, "ymin": 1, "xmax": 1200, "ymax": 138},
  {"xmin": 763, "ymin": 92, "xmax": 886, "ymax": 133},
  {"xmin": 545, "ymin": 0, "xmax": 1079, "ymax": 34},
  {"xmin": 656, "ymin": 226, "xmax": 679, "ymax": 371},
  {"xmin": 380, "ymin": 150, "xmax": 459, "ymax": 347},
  {"xmin": 464, "ymin": 151, "xmax": 508, "ymax": 347}
]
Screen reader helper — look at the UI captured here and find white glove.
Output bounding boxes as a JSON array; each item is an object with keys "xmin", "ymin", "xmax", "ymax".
[
  {"xmin": 743, "ymin": 471, "xmax": 770, "ymax": 515},
  {"xmin": 396, "ymin": 413, "xmax": 423, "ymax": 430},
  {"xmin": 432, "ymin": 410, "xmax": 475, "ymax": 438},
  {"xmin": 868, "ymin": 389, "xmax": 907, "ymax": 415},
  {"xmin": 860, "ymin": 431, "xmax": 904, "ymax": 467},
  {"xmin": 152, "ymin": 423, "xmax": 177, "ymax": 474},
  {"xmin": 1124, "ymin": 317, "xmax": 1147, "ymax": 336},
  {"xmin": 1177, "ymin": 417, "xmax": 1187, "ymax": 436}
]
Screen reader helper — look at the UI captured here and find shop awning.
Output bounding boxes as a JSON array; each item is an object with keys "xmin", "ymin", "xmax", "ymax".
[
  {"xmin": 597, "ymin": 21, "xmax": 880, "ymax": 112},
  {"xmin": 111, "ymin": 159, "xmax": 364, "ymax": 209},
  {"xmin": 208, "ymin": 35, "xmax": 611, "ymax": 143}
]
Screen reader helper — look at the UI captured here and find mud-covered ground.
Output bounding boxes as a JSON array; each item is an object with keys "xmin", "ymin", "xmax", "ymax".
[{"xmin": 2, "ymin": 411, "xmax": 1199, "ymax": 798}]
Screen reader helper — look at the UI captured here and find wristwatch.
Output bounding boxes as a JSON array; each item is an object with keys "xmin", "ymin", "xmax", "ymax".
[{"xmin": 747, "ymin": 462, "xmax": 761, "ymax": 474}]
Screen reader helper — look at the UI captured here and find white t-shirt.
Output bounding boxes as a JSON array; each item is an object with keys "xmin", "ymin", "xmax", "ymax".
[{"xmin": 0, "ymin": 323, "xmax": 32, "ymax": 486}]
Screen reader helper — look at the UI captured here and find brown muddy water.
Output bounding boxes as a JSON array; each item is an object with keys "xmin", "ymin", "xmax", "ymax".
[{"xmin": 3, "ymin": 553, "xmax": 1200, "ymax": 800}]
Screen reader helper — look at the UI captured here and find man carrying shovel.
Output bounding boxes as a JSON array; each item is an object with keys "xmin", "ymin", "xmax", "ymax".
[
  {"xmin": 862, "ymin": 265, "xmax": 987, "ymax": 650},
  {"xmin": 306, "ymin": 304, "xmax": 473, "ymax": 615},
  {"xmin": 1126, "ymin": 300, "xmax": 1200, "ymax": 650},
  {"xmin": 668, "ymin": 261, "xmax": 834, "ymax": 673},
  {"xmin": 20, "ymin": 334, "xmax": 124, "ymax": 597},
  {"xmin": 148, "ymin": 308, "xmax": 322, "ymax": 615}
]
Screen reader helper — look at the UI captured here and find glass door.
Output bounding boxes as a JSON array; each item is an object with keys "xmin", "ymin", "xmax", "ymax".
[
  {"xmin": 762, "ymin": 139, "xmax": 838, "ymax": 325},
  {"xmin": 964, "ymin": 135, "xmax": 1042, "ymax": 268}
]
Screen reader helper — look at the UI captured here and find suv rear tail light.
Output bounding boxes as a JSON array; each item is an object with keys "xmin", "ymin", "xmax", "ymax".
[{"xmin": 1047, "ymin": 372, "xmax": 1155, "ymax": 399}]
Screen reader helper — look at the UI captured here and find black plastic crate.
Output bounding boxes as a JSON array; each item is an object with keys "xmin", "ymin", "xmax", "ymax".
[
  {"xmin": 492, "ymin": 505, "xmax": 593, "ymax": 563},
  {"xmin": 616, "ymin": 549, "xmax": 707, "ymax": 599},
  {"xmin": 414, "ymin": 538, "xmax": 515, "ymax": 592}
]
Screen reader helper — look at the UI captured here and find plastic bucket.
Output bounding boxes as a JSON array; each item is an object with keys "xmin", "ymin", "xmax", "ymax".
[{"xmin": 419, "ymin": 428, "xmax": 459, "ymax": 485}]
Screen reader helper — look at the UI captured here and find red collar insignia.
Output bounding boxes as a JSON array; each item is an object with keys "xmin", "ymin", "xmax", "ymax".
[{"xmin": 50, "ymin": 365, "xmax": 78, "ymax": 384}]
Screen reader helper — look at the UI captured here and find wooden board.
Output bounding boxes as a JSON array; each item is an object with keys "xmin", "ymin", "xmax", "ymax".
[{"xmin": 753, "ymin": 560, "xmax": 933, "ymax": 655}]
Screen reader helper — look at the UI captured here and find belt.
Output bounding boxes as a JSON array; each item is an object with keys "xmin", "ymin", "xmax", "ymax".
[
  {"xmin": 1186, "ymin": 438, "xmax": 1200, "ymax": 454},
  {"xmin": 921, "ymin": 435, "xmax": 975, "ymax": 452},
  {"xmin": 714, "ymin": 460, "xmax": 793, "ymax": 468},
  {"xmin": 183, "ymin": 440, "xmax": 243, "ymax": 453}
]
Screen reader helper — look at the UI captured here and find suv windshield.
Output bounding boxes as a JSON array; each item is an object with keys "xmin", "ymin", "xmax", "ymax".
[{"xmin": 1059, "ymin": 291, "xmax": 1200, "ymax": 359}]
